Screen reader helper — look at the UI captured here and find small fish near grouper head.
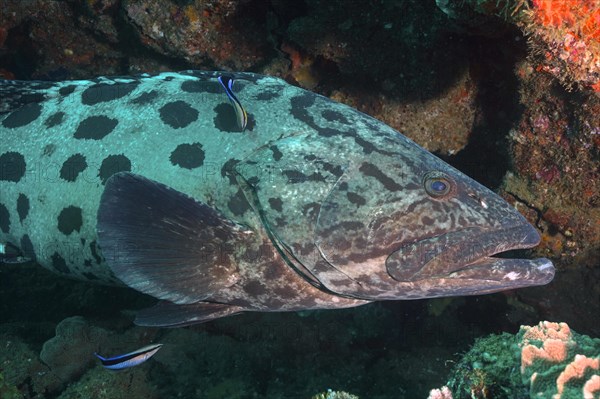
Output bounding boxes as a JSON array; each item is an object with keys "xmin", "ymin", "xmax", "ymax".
[{"xmin": 0, "ymin": 71, "xmax": 554, "ymax": 327}]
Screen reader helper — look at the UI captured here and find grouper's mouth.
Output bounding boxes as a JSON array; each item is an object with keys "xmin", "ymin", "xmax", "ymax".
[{"xmin": 385, "ymin": 223, "xmax": 555, "ymax": 291}]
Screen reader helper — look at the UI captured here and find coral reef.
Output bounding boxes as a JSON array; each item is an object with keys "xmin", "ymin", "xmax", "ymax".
[
  {"xmin": 0, "ymin": 371, "xmax": 23, "ymax": 399},
  {"xmin": 436, "ymin": 0, "xmax": 600, "ymax": 93},
  {"xmin": 520, "ymin": 321, "xmax": 600, "ymax": 399},
  {"xmin": 39, "ymin": 316, "xmax": 113, "ymax": 383},
  {"xmin": 123, "ymin": 0, "xmax": 270, "ymax": 70},
  {"xmin": 54, "ymin": 364, "xmax": 160, "ymax": 399},
  {"xmin": 312, "ymin": 390, "xmax": 359, "ymax": 399},
  {"xmin": 501, "ymin": 55, "xmax": 600, "ymax": 336},
  {"xmin": 439, "ymin": 321, "xmax": 600, "ymax": 399},
  {"xmin": 428, "ymin": 385, "xmax": 454, "ymax": 399},
  {"xmin": 517, "ymin": 0, "xmax": 600, "ymax": 93}
]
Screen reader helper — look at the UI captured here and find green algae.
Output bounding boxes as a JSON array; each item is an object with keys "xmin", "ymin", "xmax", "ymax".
[{"xmin": 0, "ymin": 372, "xmax": 23, "ymax": 399}]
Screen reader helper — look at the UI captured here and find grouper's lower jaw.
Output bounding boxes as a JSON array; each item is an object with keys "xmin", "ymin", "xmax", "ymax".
[
  {"xmin": 443, "ymin": 256, "xmax": 555, "ymax": 294},
  {"xmin": 385, "ymin": 222, "xmax": 555, "ymax": 289}
]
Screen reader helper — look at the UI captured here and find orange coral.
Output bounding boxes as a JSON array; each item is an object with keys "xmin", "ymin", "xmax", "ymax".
[
  {"xmin": 532, "ymin": 0, "xmax": 600, "ymax": 34},
  {"xmin": 584, "ymin": 375, "xmax": 600, "ymax": 398},
  {"xmin": 520, "ymin": 0, "xmax": 600, "ymax": 92},
  {"xmin": 522, "ymin": 321, "xmax": 571, "ymax": 341},
  {"xmin": 519, "ymin": 322, "xmax": 600, "ymax": 399},
  {"xmin": 521, "ymin": 339, "xmax": 571, "ymax": 373},
  {"xmin": 556, "ymin": 355, "xmax": 600, "ymax": 396}
]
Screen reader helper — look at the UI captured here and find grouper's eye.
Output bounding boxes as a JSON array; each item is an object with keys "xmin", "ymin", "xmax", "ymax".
[{"xmin": 423, "ymin": 171, "xmax": 455, "ymax": 199}]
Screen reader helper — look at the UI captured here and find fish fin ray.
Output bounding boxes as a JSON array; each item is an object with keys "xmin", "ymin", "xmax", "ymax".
[
  {"xmin": 97, "ymin": 172, "xmax": 253, "ymax": 304},
  {"xmin": 135, "ymin": 301, "xmax": 244, "ymax": 327}
]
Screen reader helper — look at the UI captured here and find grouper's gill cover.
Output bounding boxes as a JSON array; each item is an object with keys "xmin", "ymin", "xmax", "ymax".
[{"xmin": 0, "ymin": 71, "xmax": 554, "ymax": 326}]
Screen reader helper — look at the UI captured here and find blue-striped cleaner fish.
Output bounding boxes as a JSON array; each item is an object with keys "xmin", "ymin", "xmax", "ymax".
[
  {"xmin": 0, "ymin": 71, "xmax": 554, "ymax": 327},
  {"xmin": 94, "ymin": 343, "xmax": 163, "ymax": 370}
]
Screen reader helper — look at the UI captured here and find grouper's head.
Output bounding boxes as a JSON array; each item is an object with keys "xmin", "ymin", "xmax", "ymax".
[
  {"xmin": 308, "ymin": 135, "xmax": 555, "ymax": 300},
  {"xmin": 235, "ymin": 85, "xmax": 554, "ymax": 301}
]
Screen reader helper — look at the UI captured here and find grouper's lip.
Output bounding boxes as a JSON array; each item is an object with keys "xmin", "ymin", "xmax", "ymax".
[{"xmin": 386, "ymin": 223, "xmax": 555, "ymax": 286}]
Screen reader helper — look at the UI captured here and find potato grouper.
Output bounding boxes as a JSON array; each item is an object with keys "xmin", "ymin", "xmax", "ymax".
[{"xmin": 0, "ymin": 71, "xmax": 555, "ymax": 327}]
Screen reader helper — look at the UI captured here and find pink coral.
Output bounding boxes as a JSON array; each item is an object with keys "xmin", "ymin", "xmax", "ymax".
[
  {"xmin": 556, "ymin": 355, "xmax": 600, "ymax": 397},
  {"xmin": 427, "ymin": 386, "xmax": 453, "ymax": 399},
  {"xmin": 519, "ymin": 321, "xmax": 600, "ymax": 399},
  {"xmin": 584, "ymin": 375, "xmax": 600, "ymax": 399}
]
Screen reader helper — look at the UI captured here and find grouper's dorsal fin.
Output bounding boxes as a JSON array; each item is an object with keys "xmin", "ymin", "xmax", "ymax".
[
  {"xmin": 0, "ymin": 80, "xmax": 54, "ymax": 114},
  {"xmin": 97, "ymin": 172, "xmax": 255, "ymax": 305}
]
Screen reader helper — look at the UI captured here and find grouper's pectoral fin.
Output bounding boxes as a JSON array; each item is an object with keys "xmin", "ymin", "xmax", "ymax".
[{"xmin": 97, "ymin": 172, "xmax": 254, "ymax": 324}]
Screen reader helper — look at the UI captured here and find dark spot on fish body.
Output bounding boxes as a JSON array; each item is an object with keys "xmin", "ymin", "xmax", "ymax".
[
  {"xmin": 181, "ymin": 80, "xmax": 222, "ymax": 93},
  {"xmin": 304, "ymin": 154, "xmax": 317, "ymax": 161},
  {"xmin": 297, "ymin": 242, "xmax": 315, "ymax": 256},
  {"xmin": 57, "ymin": 206, "xmax": 83, "ymax": 235},
  {"xmin": 316, "ymin": 127, "xmax": 342, "ymax": 138},
  {"xmin": 45, "ymin": 112, "xmax": 65, "ymax": 128},
  {"xmin": 98, "ymin": 155, "xmax": 131, "ymax": 185},
  {"xmin": 0, "ymin": 203, "xmax": 10, "ymax": 233},
  {"xmin": 245, "ymin": 114, "xmax": 256, "ymax": 131},
  {"xmin": 228, "ymin": 188, "xmax": 251, "ymax": 216},
  {"xmin": 347, "ymin": 192, "xmax": 366, "ymax": 207},
  {"xmin": 60, "ymin": 154, "xmax": 87, "ymax": 182},
  {"xmin": 283, "ymin": 170, "xmax": 326, "ymax": 184},
  {"xmin": 74, "ymin": 115, "xmax": 118, "ymax": 140},
  {"xmin": 82, "ymin": 272, "xmax": 100, "ymax": 281},
  {"xmin": 338, "ymin": 182, "xmax": 348, "ymax": 191},
  {"xmin": 268, "ymin": 197, "xmax": 283, "ymax": 212},
  {"xmin": 221, "ymin": 158, "xmax": 241, "ymax": 185},
  {"xmin": 243, "ymin": 280, "xmax": 266, "ymax": 296},
  {"xmin": 321, "ymin": 109, "xmax": 349, "ymax": 124},
  {"xmin": 318, "ymin": 221, "xmax": 365, "ymax": 241},
  {"xmin": 17, "ymin": 194, "xmax": 29, "ymax": 222},
  {"xmin": 84, "ymin": 259, "xmax": 92, "ymax": 267},
  {"xmin": 262, "ymin": 261, "xmax": 284, "ymax": 280},
  {"xmin": 159, "ymin": 100, "xmax": 199, "ymax": 129},
  {"xmin": 131, "ymin": 90, "xmax": 159, "ymax": 105},
  {"xmin": 253, "ymin": 90, "xmax": 280, "ymax": 101},
  {"xmin": 0, "ymin": 152, "xmax": 26, "ymax": 182},
  {"xmin": 322, "ymin": 162, "xmax": 344, "ymax": 177},
  {"xmin": 354, "ymin": 236, "xmax": 369, "ymax": 249},
  {"xmin": 58, "ymin": 85, "xmax": 76, "ymax": 96},
  {"xmin": 80, "ymin": 238, "xmax": 86, "ymax": 245},
  {"xmin": 43, "ymin": 145, "xmax": 56, "ymax": 157},
  {"xmin": 213, "ymin": 103, "xmax": 239, "ymax": 132},
  {"xmin": 170, "ymin": 143, "xmax": 205, "ymax": 169},
  {"xmin": 51, "ymin": 252, "xmax": 70, "ymax": 274},
  {"xmin": 90, "ymin": 240, "xmax": 103, "ymax": 264},
  {"xmin": 359, "ymin": 162, "xmax": 402, "ymax": 191},
  {"xmin": 2, "ymin": 103, "xmax": 42, "ymax": 128},
  {"xmin": 81, "ymin": 82, "xmax": 138, "ymax": 105},
  {"xmin": 354, "ymin": 135, "xmax": 377, "ymax": 154},
  {"xmin": 20, "ymin": 234, "xmax": 35, "ymax": 260},
  {"xmin": 422, "ymin": 215, "xmax": 435, "ymax": 226},
  {"xmin": 270, "ymin": 146, "xmax": 283, "ymax": 161},
  {"xmin": 334, "ymin": 239, "xmax": 352, "ymax": 252},
  {"xmin": 290, "ymin": 93, "xmax": 317, "ymax": 127}
]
